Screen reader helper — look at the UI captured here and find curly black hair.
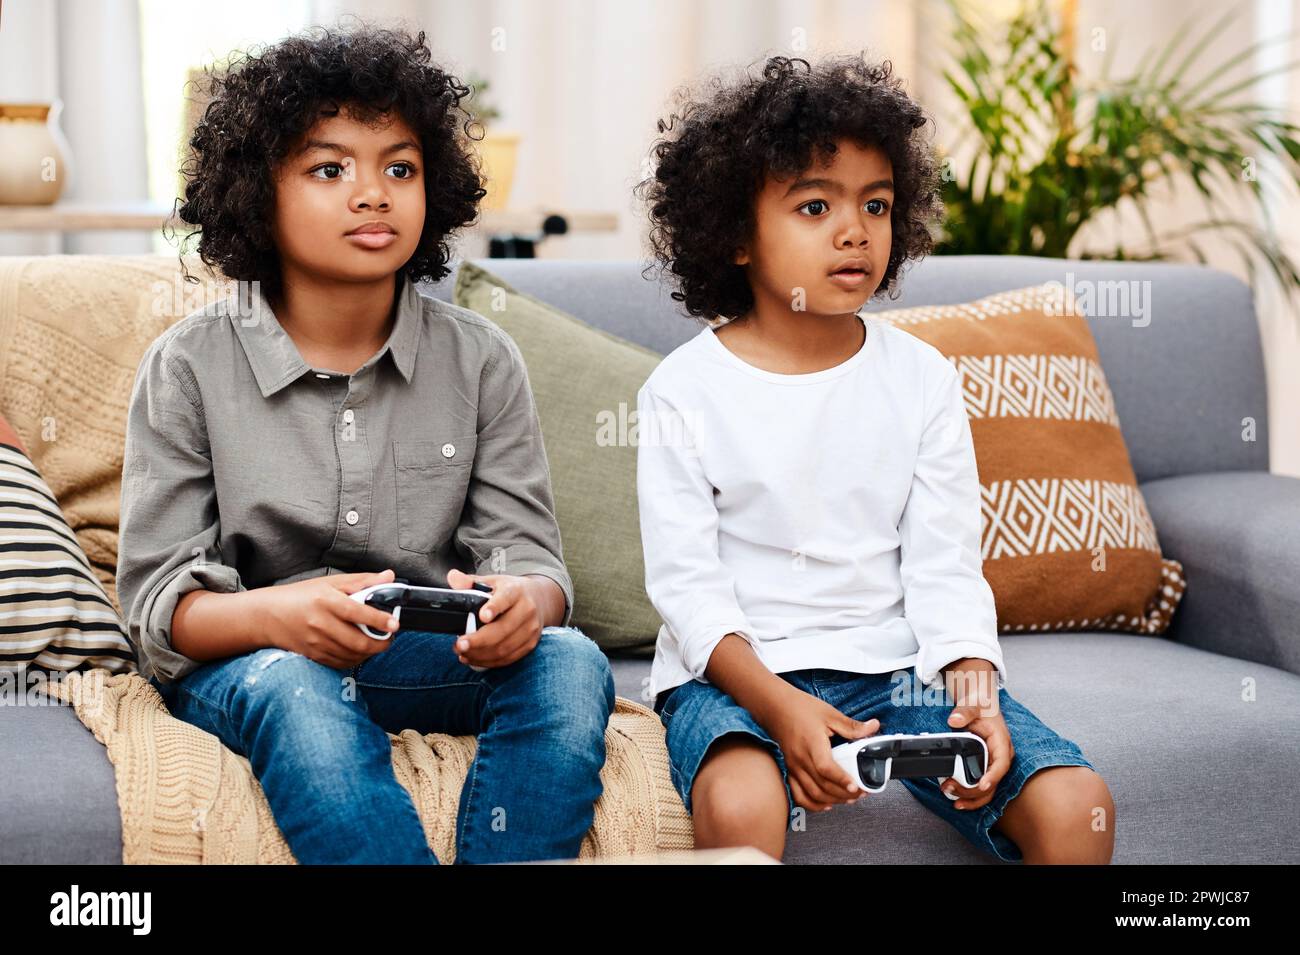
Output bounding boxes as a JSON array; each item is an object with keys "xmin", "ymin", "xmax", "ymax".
[
  {"xmin": 176, "ymin": 23, "xmax": 484, "ymax": 292},
  {"xmin": 637, "ymin": 54, "xmax": 944, "ymax": 321}
]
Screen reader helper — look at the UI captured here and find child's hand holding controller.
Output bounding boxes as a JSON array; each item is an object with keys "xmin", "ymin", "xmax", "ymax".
[
  {"xmin": 763, "ymin": 686, "xmax": 881, "ymax": 813},
  {"xmin": 255, "ymin": 568, "xmax": 401, "ymax": 670},
  {"xmin": 446, "ymin": 568, "xmax": 548, "ymax": 669},
  {"xmin": 941, "ymin": 660, "xmax": 1014, "ymax": 811}
]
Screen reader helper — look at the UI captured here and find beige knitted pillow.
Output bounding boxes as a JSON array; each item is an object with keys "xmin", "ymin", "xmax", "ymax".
[
  {"xmin": 0, "ymin": 255, "xmax": 226, "ymax": 615},
  {"xmin": 876, "ymin": 283, "xmax": 1185, "ymax": 636}
]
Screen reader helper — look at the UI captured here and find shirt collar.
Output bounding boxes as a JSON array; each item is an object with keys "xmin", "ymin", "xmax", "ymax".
[{"xmin": 229, "ymin": 275, "xmax": 422, "ymax": 398}]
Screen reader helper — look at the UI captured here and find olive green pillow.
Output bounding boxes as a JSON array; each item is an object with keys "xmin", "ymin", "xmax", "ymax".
[{"xmin": 453, "ymin": 261, "xmax": 662, "ymax": 655}]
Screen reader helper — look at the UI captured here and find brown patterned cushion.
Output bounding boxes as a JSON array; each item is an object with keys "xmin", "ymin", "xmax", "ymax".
[{"xmin": 876, "ymin": 283, "xmax": 1186, "ymax": 636}]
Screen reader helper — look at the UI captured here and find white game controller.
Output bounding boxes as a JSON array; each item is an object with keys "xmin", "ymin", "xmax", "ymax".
[{"xmin": 832, "ymin": 731, "xmax": 988, "ymax": 798}]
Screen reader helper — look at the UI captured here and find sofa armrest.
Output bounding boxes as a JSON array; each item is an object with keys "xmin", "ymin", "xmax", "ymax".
[{"xmin": 1140, "ymin": 471, "xmax": 1300, "ymax": 677}]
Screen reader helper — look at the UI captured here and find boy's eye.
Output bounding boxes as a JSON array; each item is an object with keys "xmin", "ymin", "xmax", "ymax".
[
  {"xmin": 797, "ymin": 199, "xmax": 829, "ymax": 217},
  {"xmin": 306, "ymin": 161, "xmax": 418, "ymax": 180},
  {"xmin": 865, "ymin": 198, "xmax": 890, "ymax": 215}
]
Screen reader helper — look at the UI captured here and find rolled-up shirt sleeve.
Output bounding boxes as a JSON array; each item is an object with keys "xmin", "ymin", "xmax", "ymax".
[
  {"xmin": 117, "ymin": 340, "xmax": 244, "ymax": 686},
  {"xmin": 636, "ymin": 381, "xmax": 759, "ymax": 682},
  {"xmin": 899, "ymin": 360, "xmax": 1008, "ymax": 693},
  {"xmin": 454, "ymin": 330, "xmax": 574, "ymax": 626}
]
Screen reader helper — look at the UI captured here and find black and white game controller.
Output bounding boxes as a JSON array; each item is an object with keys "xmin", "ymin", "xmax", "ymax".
[
  {"xmin": 349, "ymin": 581, "xmax": 494, "ymax": 671},
  {"xmin": 831, "ymin": 731, "xmax": 988, "ymax": 798}
]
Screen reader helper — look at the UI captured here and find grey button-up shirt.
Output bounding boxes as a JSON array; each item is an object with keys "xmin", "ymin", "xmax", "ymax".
[{"xmin": 117, "ymin": 275, "xmax": 573, "ymax": 685}]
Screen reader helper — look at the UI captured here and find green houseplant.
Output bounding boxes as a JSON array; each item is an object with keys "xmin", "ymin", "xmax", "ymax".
[{"xmin": 936, "ymin": 0, "xmax": 1300, "ymax": 293}]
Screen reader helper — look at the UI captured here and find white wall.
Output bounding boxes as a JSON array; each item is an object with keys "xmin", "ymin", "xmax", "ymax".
[
  {"xmin": 307, "ymin": 0, "xmax": 920, "ymax": 261},
  {"xmin": 0, "ymin": 0, "xmax": 151, "ymax": 255}
]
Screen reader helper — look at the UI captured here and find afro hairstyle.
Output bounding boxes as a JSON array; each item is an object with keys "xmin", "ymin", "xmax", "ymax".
[
  {"xmin": 176, "ymin": 23, "xmax": 484, "ymax": 293},
  {"xmin": 638, "ymin": 54, "xmax": 944, "ymax": 321}
]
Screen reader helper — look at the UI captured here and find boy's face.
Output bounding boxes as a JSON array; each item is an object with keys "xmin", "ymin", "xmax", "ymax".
[
  {"xmin": 737, "ymin": 139, "xmax": 894, "ymax": 319},
  {"xmin": 272, "ymin": 105, "xmax": 425, "ymax": 286}
]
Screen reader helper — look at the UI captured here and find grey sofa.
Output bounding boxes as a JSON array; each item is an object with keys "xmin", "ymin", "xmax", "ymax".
[{"xmin": 4, "ymin": 254, "xmax": 1297, "ymax": 864}]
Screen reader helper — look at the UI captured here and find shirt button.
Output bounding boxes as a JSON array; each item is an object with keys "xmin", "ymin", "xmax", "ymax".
[
  {"xmin": 441, "ymin": 443, "xmax": 456, "ymax": 459},
  {"xmin": 345, "ymin": 510, "xmax": 359, "ymax": 525},
  {"xmin": 343, "ymin": 409, "xmax": 354, "ymax": 424}
]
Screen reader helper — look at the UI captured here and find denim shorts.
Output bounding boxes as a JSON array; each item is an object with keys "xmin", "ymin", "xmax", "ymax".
[{"xmin": 655, "ymin": 666, "xmax": 1095, "ymax": 863}]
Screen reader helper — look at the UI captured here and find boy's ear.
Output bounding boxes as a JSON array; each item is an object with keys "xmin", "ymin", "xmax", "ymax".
[{"xmin": 733, "ymin": 246, "xmax": 750, "ymax": 266}]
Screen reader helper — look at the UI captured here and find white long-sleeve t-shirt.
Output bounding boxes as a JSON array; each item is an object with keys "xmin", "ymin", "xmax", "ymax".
[{"xmin": 636, "ymin": 313, "xmax": 1008, "ymax": 701}]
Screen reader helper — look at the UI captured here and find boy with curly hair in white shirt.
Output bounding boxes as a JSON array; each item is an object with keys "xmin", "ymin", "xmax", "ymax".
[{"xmin": 635, "ymin": 54, "xmax": 1114, "ymax": 864}]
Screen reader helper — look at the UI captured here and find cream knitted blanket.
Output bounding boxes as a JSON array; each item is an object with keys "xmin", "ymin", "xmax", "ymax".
[{"xmin": 42, "ymin": 671, "xmax": 692, "ymax": 864}]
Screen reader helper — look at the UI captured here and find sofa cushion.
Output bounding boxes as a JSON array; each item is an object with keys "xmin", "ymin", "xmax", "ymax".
[
  {"xmin": 0, "ymin": 702, "xmax": 123, "ymax": 863},
  {"xmin": 0, "ymin": 254, "xmax": 227, "ymax": 614},
  {"xmin": 454, "ymin": 261, "xmax": 663, "ymax": 654},
  {"xmin": 875, "ymin": 283, "xmax": 1185, "ymax": 637},
  {"xmin": 0, "ymin": 442, "xmax": 136, "ymax": 674}
]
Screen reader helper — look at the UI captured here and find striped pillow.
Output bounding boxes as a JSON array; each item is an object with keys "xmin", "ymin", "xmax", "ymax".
[
  {"xmin": 876, "ymin": 283, "xmax": 1186, "ymax": 636},
  {"xmin": 0, "ymin": 442, "xmax": 136, "ymax": 674}
]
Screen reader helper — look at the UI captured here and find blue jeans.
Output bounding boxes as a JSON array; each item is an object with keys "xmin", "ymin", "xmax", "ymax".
[
  {"xmin": 656, "ymin": 667, "xmax": 1095, "ymax": 863},
  {"xmin": 149, "ymin": 626, "xmax": 615, "ymax": 864}
]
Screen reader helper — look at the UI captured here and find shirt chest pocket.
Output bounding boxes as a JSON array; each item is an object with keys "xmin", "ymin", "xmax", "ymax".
[{"xmin": 393, "ymin": 436, "xmax": 478, "ymax": 554}]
